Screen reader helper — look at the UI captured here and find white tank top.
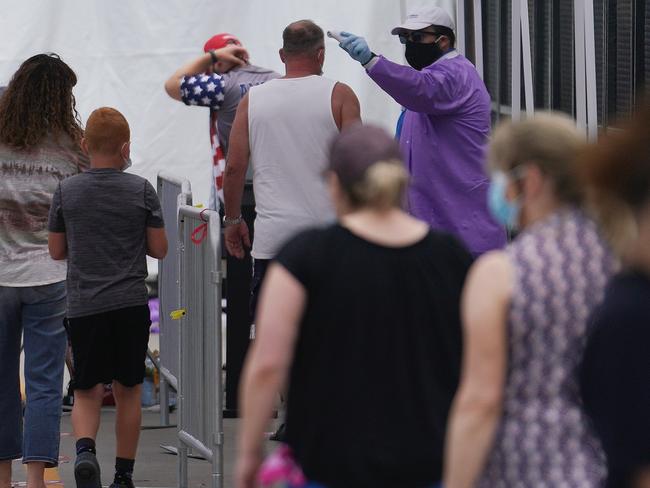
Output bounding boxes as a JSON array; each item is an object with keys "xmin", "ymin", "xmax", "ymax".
[{"xmin": 248, "ymin": 75, "xmax": 339, "ymax": 259}]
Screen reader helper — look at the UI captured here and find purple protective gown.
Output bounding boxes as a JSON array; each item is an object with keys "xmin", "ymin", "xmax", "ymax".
[{"xmin": 367, "ymin": 52, "xmax": 506, "ymax": 255}]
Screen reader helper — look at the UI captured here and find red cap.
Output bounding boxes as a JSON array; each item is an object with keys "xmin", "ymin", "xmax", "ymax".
[{"xmin": 203, "ymin": 33, "xmax": 242, "ymax": 52}]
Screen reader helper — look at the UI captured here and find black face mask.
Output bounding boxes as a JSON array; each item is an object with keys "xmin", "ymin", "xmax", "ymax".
[{"xmin": 405, "ymin": 41, "xmax": 444, "ymax": 70}]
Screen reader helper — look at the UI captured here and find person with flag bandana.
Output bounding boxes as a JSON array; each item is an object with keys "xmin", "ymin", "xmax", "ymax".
[{"xmin": 165, "ymin": 33, "xmax": 280, "ymax": 210}]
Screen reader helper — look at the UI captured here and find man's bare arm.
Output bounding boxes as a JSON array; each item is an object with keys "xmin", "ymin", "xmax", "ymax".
[
  {"xmin": 223, "ymin": 94, "xmax": 252, "ymax": 258},
  {"xmin": 224, "ymin": 94, "xmax": 250, "ymax": 219},
  {"xmin": 164, "ymin": 45, "xmax": 249, "ymax": 100},
  {"xmin": 331, "ymin": 82, "xmax": 361, "ymax": 130}
]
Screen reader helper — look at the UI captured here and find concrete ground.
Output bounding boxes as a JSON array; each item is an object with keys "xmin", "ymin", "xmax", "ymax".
[{"xmin": 9, "ymin": 409, "xmax": 278, "ymax": 488}]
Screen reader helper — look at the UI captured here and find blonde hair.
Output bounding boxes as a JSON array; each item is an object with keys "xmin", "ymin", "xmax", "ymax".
[
  {"xmin": 488, "ymin": 112, "xmax": 586, "ymax": 205},
  {"xmin": 346, "ymin": 159, "xmax": 409, "ymax": 210}
]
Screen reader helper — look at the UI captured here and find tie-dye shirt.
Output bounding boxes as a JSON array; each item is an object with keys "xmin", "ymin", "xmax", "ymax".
[{"xmin": 0, "ymin": 134, "xmax": 88, "ymax": 286}]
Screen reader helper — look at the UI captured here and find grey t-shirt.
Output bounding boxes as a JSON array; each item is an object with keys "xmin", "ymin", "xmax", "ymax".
[
  {"xmin": 217, "ymin": 65, "xmax": 280, "ymax": 153},
  {"xmin": 48, "ymin": 168, "xmax": 164, "ymax": 318}
]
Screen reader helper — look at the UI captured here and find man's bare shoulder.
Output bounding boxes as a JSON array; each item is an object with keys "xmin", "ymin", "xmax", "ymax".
[
  {"xmin": 333, "ymin": 81, "xmax": 356, "ymax": 96},
  {"xmin": 332, "ymin": 81, "xmax": 359, "ymax": 106},
  {"xmin": 331, "ymin": 81, "xmax": 361, "ymax": 128}
]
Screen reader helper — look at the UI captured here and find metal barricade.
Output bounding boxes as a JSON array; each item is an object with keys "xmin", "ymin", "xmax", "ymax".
[
  {"xmin": 154, "ymin": 171, "xmax": 192, "ymax": 426},
  {"xmin": 177, "ymin": 205, "xmax": 224, "ymax": 488}
]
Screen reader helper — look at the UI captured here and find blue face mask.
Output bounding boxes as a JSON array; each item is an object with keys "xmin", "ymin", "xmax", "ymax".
[
  {"xmin": 488, "ymin": 171, "xmax": 521, "ymax": 230},
  {"xmin": 121, "ymin": 142, "xmax": 132, "ymax": 171},
  {"xmin": 122, "ymin": 157, "xmax": 132, "ymax": 171}
]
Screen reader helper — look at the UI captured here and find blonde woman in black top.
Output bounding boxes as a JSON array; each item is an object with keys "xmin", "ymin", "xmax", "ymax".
[{"xmin": 236, "ymin": 124, "xmax": 472, "ymax": 488}]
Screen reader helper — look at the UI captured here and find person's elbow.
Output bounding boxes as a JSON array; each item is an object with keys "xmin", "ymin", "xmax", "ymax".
[
  {"xmin": 49, "ymin": 247, "xmax": 67, "ymax": 260},
  {"xmin": 147, "ymin": 241, "xmax": 168, "ymax": 259},
  {"xmin": 48, "ymin": 232, "xmax": 67, "ymax": 260},
  {"xmin": 148, "ymin": 243, "xmax": 168, "ymax": 260},
  {"xmin": 164, "ymin": 78, "xmax": 182, "ymax": 101},
  {"xmin": 146, "ymin": 227, "xmax": 168, "ymax": 259},
  {"xmin": 248, "ymin": 355, "xmax": 287, "ymax": 388},
  {"xmin": 246, "ymin": 337, "xmax": 291, "ymax": 388},
  {"xmin": 456, "ymin": 382, "xmax": 503, "ymax": 418},
  {"xmin": 225, "ymin": 154, "xmax": 248, "ymax": 175},
  {"xmin": 223, "ymin": 159, "xmax": 247, "ymax": 184}
]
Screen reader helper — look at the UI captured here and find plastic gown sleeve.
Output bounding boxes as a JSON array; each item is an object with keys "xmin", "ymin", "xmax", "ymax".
[
  {"xmin": 366, "ymin": 55, "xmax": 463, "ymax": 115},
  {"xmin": 180, "ymin": 73, "xmax": 226, "ymax": 110}
]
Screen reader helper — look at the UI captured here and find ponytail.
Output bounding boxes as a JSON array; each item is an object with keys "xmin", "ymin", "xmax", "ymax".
[{"xmin": 347, "ymin": 159, "xmax": 408, "ymax": 210}]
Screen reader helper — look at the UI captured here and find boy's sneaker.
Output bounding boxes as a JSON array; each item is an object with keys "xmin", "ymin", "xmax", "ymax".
[
  {"xmin": 74, "ymin": 451, "xmax": 101, "ymax": 488},
  {"xmin": 109, "ymin": 475, "xmax": 135, "ymax": 488}
]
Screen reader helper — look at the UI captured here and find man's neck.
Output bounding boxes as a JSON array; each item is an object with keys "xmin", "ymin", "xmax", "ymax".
[{"xmin": 283, "ymin": 59, "xmax": 321, "ymax": 79}]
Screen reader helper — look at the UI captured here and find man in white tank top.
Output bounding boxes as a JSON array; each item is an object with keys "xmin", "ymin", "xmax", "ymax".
[{"xmin": 223, "ymin": 19, "xmax": 361, "ymax": 316}]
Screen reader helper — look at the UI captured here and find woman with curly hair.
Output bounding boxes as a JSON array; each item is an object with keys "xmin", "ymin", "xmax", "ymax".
[
  {"xmin": 0, "ymin": 53, "xmax": 88, "ymax": 488},
  {"xmin": 580, "ymin": 107, "xmax": 650, "ymax": 488}
]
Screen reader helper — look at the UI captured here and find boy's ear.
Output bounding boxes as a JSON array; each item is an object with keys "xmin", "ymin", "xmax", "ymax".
[{"xmin": 121, "ymin": 141, "xmax": 131, "ymax": 159}]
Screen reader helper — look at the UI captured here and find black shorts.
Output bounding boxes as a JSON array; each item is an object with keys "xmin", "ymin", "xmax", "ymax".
[{"xmin": 66, "ymin": 304, "xmax": 151, "ymax": 390}]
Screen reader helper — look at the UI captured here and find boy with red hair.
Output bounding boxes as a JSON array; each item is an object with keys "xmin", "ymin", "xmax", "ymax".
[{"xmin": 48, "ymin": 107, "xmax": 168, "ymax": 488}]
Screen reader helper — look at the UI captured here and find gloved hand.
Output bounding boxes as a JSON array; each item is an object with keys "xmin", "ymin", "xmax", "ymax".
[{"xmin": 339, "ymin": 32, "xmax": 373, "ymax": 65}]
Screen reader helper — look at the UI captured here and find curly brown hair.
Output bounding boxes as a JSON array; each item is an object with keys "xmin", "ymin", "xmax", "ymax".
[{"xmin": 0, "ymin": 53, "xmax": 83, "ymax": 150}]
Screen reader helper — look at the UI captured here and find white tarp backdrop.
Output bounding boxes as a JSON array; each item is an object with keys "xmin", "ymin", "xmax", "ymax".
[{"xmin": 0, "ymin": 0, "xmax": 454, "ymax": 206}]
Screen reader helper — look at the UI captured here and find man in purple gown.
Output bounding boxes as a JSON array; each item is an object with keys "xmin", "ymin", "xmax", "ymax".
[{"xmin": 339, "ymin": 5, "xmax": 506, "ymax": 255}]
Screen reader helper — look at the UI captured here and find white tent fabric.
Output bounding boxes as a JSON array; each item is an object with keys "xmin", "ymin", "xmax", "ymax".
[{"xmin": 0, "ymin": 0, "xmax": 454, "ymax": 206}]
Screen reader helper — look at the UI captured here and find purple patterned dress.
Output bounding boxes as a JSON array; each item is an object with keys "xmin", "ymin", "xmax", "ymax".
[{"xmin": 478, "ymin": 208, "xmax": 618, "ymax": 487}]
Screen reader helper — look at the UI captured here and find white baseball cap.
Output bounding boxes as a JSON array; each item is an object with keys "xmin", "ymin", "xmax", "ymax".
[{"xmin": 391, "ymin": 5, "xmax": 456, "ymax": 35}]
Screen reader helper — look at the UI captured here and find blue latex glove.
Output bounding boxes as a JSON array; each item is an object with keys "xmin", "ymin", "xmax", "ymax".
[{"xmin": 339, "ymin": 32, "xmax": 373, "ymax": 65}]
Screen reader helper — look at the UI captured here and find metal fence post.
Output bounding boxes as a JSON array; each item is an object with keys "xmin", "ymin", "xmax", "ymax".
[
  {"xmin": 155, "ymin": 171, "xmax": 191, "ymax": 427},
  {"xmin": 176, "ymin": 205, "xmax": 224, "ymax": 488}
]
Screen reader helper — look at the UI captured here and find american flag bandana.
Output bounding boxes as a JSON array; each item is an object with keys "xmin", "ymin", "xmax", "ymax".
[{"xmin": 181, "ymin": 73, "xmax": 227, "ymax": 210}]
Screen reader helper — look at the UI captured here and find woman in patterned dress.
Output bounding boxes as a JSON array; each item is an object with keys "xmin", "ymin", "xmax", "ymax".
[{"xmin": 444, "ymin": 113, "xmax": 618, "ymax": 488}]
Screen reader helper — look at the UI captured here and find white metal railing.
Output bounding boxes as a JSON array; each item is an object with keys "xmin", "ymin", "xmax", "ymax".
[
  {"xmin": 153, "ymin": 171, "xmax": 191, "ymax": 426},
  {"xmin": 176, "ymin": 205, "xmax": 224, "ymax": 488}
]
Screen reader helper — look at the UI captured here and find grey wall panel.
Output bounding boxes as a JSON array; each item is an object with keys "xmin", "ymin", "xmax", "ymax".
[
  {"xmin": 616, "ymin": 0, "xmax": 635, "ymax": 117},
  {"xmin": 533, "ymin": 0, "xmax": 553, "ymax": 108},
  {"xmin": 642, "ymin": 0, "xmax": 650, "ymax": 103},
  {"xmin": 555, "ymin": 0, "xmax": 575, "ymax": 115},
  {"xmin": 480, "ymin": 0, "xmax": 646, "ymax": 126},
  {"xmin": 593, "ymin": 0, "xmax": 607, "ymax": 125}
]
